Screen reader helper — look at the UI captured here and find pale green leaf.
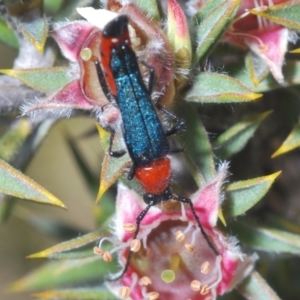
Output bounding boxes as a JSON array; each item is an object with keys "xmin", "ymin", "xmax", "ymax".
[
  {"xmin": 176, "ymin": 103, "xmax": 215, "ymax": 186},
  {"xmin": 233, "ymin": 221, "xmax": 300, "ymax": 254},
  {"xmin": 9, "ymin": 257, "xmax": 118, "ymax": 292},
  {"xmin": 250, "ymin": 1, "xmax": 300, "ymax": 30},
  {"xmin": 213, "ymin": 110, "xmax": 272, "ymax": 159},
  {"xmin": 230, "ymin": 60, "xmax": 300, "ymax": 92},
  {"xmin": 194, "ymin": 0, "xmax": 242, "ymax": 64},
  {"xmin": 135, "ymin": 0, "xmax": 160, "ymax": 21},
  {"xmin": 185, "ymin": 72, "xmax": 262, "ymax": 103},
  {"xmin": 272, "ymin": 121, "xmax": 300, "ymax": 157},
  {"xmin": 0, "ymin": 19, "xmax": 19, "ymax": 48},
  {"xmin": 238, "ymin": 271, "xmax": 281, "ymax": 300},
  {"xmin": 224, "ymin": 171, "xmax": 281, "ymax": 217},
  {"xmin": 0, "ymin": 118, "xmax": 32, "ymax": 162},
  {"xmin": 0, "ymin": 67, "xmax": 73, "ymax": 94},
  {"xmin": 245, "ymin": 51, "xmax": 269, "ymax": 87},
  {"xmin": 96, "ymin": 124, "xmax": 130, "ymax": 202},
  {"xmin": 28, "ymin": 229, "xmax": 106, "ymax": 258},
  {"xmin": 33, "ymin": 287, "xmax": 115, "ymax": 300},
  {"xmin": 15, "ymin": 17, "xmax": 48, "ymax": 53},
  {"xmin": 0, "ymin": 159, "xmax": 66, "ymax": 208}
]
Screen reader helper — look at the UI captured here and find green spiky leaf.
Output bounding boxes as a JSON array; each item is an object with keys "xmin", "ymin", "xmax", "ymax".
[
  {"xmin": 0, "ymin": 159, "xmax": 66, "ymax": 208},
  {"xmin": 193, "ymin": 0, "xmax": 242, "ymax": 64},
  {"xmin": 9, "ymin": 257, "xmax": 117, "ymax": 292},
  {"xmin": 224, "ymin": 171, "xmax": 281, "ymax": 217},
  {"xmin": 0, "ymin": 19, "xmax": 19, "ymax": 48},
  {"xmin": 250, "ymin": 1, "xmax": 300, "ymax": 30},
  {"xmin": 213, "ymin": 110, "xmax": 272, "ymax": 159},
  {"xmin": 233, "ymin": 221, "xmax": 300, "ymax": 254},
  {"xmin": 176, "ymin": 103, "xmax": 215, "ymax": 185},
  {"xmin": 33, "ymin": 287, "xmax": 115, "ymax": 299},
  {"xmin": 0, "ymin": 67, "xmax": 73, "ymax": 94},
  {"xmin": 272, "ymin": 120, "xmax": 300, "ymax": 157},
  {"xmin": 185, "ymin": 72, "xmax": 262, "ymax": 103},
  {"xmin": 238, "ymin": 271, "xmax": 281, "ymax": 300}
]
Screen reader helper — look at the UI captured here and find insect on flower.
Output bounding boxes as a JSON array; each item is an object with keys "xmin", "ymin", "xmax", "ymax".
[{"xmin": 93, "ymin": 15, "xmax": 219, "ymax": 279}]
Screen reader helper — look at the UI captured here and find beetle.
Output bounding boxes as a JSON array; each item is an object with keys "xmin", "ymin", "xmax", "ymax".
[{"xmin": 94, "ymin": 15, "xmax": 218, "ymax": 279}]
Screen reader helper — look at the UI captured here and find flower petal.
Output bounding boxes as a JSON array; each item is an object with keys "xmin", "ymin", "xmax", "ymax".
[
  {"xmin": 192, "ymin": 163, "xmax": 228, "ymax": 227},
  {"xmin": 245, "ymin": 26, "xmax": 289, "ymax": 82},
  {"xmin": 52, "ymin": 21, "xmax": 95, "ymax": 62}
]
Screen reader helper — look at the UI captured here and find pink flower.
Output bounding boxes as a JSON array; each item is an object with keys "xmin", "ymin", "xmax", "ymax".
[
  {"xmin": 224, "ymin": 0, "xmax": 293, "ymax": 83},
  {"xmin": 95, "ymin": 164, "xmax": 257, "ymax": 300}
]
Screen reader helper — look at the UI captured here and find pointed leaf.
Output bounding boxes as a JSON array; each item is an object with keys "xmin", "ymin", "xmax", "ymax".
[
  {"xmin": 233, "ymin": 221, "xmax": 300, "ymax": 254},
  {"xmin": 193, "ymin": 0, "xmax": 242, "ymax": 64},
  {"xmin": 193, "ymin": 0, "xmax": 227, "ymax": 23},
  {"xmin": 134, "ymin": 0, "xmax": 160, "ymax": 21},
  {"xmin": 272, "ymin": 121, "xmax": 300, "ymax": 157},
  {"xmin": 176, "ymin": 103, "xmax": 215, "ymax": 186},
  {"xmin": 185, "ymin": 72, "xmax": 262, "ymax": 103},
  {"xmin": 0, "ymin": 119, "xmax": 32, "ymax": 162},
  {"xmin": 290, "ymin": 48, "xmax": 300, "ymax": 53},
  {"xmin": 15, "ymin": 17, "xmax": 48, "ymax": 53},
  {"xmin": 9, "ymin": 257, "xmax": 118, "ymax": 292},
  {"xmin": 0, "ymin": 159, "xmax": 66, "ymax": 208},
  {"xmin": 0, "ymin": 67, "xmax": 73, "ymax": 94},
  {"xmin": 213, "ymin": 110, "xmax": 273, "ymax": 159},
  {"xmin": 28, "ymin": 229, "xmax": 106, "ymax": 258},
  {"xmin": 33, "ymin": 287, "xmax": 115, "ymax": 299},
  {"xmin": 231, "ymin": 60, "xmax": 300, "ymax": 92},
  {"xmin": 237, "ymin": 271, "xmax": 281, "ymax": 300},
  {"xmin": 0, "ymin": 19, "xmax": 19, "ymax": 48},
  {"xmin": 224, "ymin": 171, "xmax": 281, "ymax": 217},
  {"xmin": 245, "ymin": 51, "xmax": 270, "ymax": 87},
  {"xmin": 250, "ymin": 1, "xmax": 300, "ymax": 30},
  {"xmin": 96, "ymin": 124, "xmax": 130, "ymax": 202}
]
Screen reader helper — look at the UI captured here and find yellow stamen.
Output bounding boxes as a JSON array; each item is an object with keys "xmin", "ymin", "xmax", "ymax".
[
  {"xmin": 93, "ymin": 246, "xmax": 104, "ymax": 256},
  {"xmin": 185, "ymin": 244, "xmax": 195, "ymax": 252},
  {"xmin": 200, "ymin": 261, "xmax": 211, "ymax": 274},
  {"xmin": 140, "ymin": 276, "xmax": 152, "ymax": 286},
  {"xmin": 130, "ymin": 239, "xmax": 141, "ymax": 252},
  {"xmin": 123, "ymin": 223, "xmax": 136, "ymax": 233},
  {"xmin": 118, "ymin": 286, "xmax": 131, "ymax": 299},
  {"xmin": 190, "ymin": 279, "xmax": 201, "ymax": 292},
  {"xmin": 148, "ymin": 291, "xmax": 160, "ymax": 300},
  {"xmin": 174, "ymin": 230, "xmax": 185, "ymax": 242},
  {"xmin": 200, "ymin": 284, "xmax": 209, "ymax": 295},
  {"xmin": 103, "ymin": 251, "xmax": 112, "ymax": 262}
]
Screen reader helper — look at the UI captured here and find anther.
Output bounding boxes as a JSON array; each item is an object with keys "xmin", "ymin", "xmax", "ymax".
[
  {"xmin": 258, "ymin": 44, "xmax": 269, "ymax": 52},
  {"xmin": 190, "ymin": 279, "xmax": 201, "ymax": 292},
  {"xmin": 148, "ymin": 291, "xmax": 160, "ymax": 300},
  {"xmin": 200, "ymin": 284, "xmax": 209, "ymax": 295},
  {"xmin": 174, "ymin": 230, "xmax": 185, "ymax": 242},
  {"xmin": 118, "ymin": 286, "xmax": 131, "ymax": 298},
  {"xmin": 200, "ymin": 261, "xmax": 211, "ymax": 274},
  {"xmin": 130, "ymin": 239, "xmax": 141, "ymax": 252},
  {"xmin": 185, "ymin": 243, "xmax": 195, "ymax": 252},
  {"xmin": 123, "ymin": 223, "xmax": 136, "ymax": 233},
  {"xmin": 140, "ymin": 276, "xmax": 152, "ymax": 286},
  {"xmin": 103, "ymin": 251, "xmax": 112, "ymax": 262},
  {"xmin": 93, "ymin": 246, "xmax": 104, "ymax": 256},
  {"xmin": 80, "ymin": 47, "xmax": 92, "ymax": 61}
]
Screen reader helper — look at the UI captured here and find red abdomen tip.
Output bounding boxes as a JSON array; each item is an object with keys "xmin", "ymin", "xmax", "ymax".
[{"xmin": 135, "ymin": 158, "xmax": 171, "ymax": 194}]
